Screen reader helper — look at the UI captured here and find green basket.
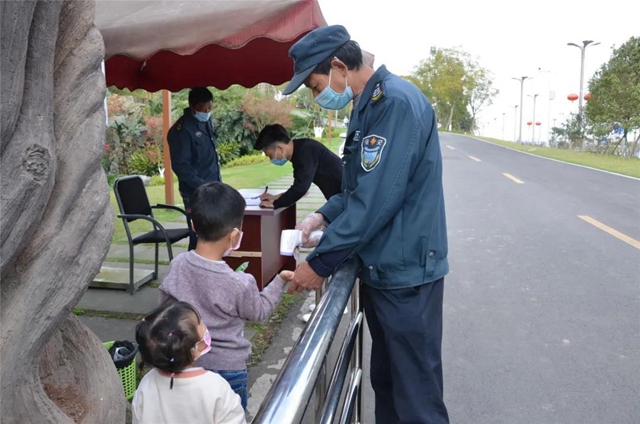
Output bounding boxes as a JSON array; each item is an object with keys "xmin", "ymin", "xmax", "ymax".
[{"xmin": 104, "ymin": 341, "xmax": 137, "ymax": 400}]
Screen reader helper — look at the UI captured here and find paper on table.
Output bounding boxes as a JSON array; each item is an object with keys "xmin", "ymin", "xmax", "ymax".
[{"xmin": 244, "ymin": 197, "xmax": 260, "ymax": 206}]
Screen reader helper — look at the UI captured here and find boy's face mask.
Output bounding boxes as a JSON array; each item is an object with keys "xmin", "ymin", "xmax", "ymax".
[
  {"xmin": 223, "ymin": 228, "xmax": 243, "ymax": 257},
  {"xmin": 192, "ymin": 326, "xmax": 212, "ymax": 359}
]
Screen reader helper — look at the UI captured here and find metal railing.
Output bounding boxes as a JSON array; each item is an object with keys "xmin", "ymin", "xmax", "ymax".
[{"xmin": 252, "ymin": 258, "xmax": 363, "ymax": 424}]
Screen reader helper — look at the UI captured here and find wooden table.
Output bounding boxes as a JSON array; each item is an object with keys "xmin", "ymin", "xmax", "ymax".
[{"xmin": 223, "ymin": 189, "xmax": 297, "ymax": 290}]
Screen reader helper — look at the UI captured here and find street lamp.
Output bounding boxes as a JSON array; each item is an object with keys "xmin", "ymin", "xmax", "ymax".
[
  {"xmin": 567, "ymin": 40, "xmax": 600, "ymax": 115},
  {"xmin": 528, "ymin": 94, "xmax": 540, "ymax": 143},
  {"xmin": 512, "ymin": 76, "xmax": 531, "ymax": 143},
  {"xmin": 538, "ymin": 68, "xmax": 555, "ymax": 145}
]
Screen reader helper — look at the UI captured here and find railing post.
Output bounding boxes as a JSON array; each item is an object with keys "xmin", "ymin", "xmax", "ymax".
[
  {"xmin": 350, "ymin": 280, "xmax": 363, "ymax": 423},
  {"xmin": 315, "ymin": 281, "xmax": 328, "ymax": 422}
]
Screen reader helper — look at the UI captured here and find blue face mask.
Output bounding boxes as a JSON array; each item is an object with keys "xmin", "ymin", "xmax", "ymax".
[
  {"xmin": 271, "ymin": 149, "xmax": 288, "ymax": 166},
  {"xmin": 315, "ymin": 70, "xmax": 353, "ymax": 110},
  {"xmin": 194, "ymin": 111, "xmax": 211, "ymax": 123}
]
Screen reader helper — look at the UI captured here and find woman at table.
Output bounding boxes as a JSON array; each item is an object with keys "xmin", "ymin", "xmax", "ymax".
[{"xmin": 254, "ymin": 124, "xmax": 342, "ymax": 209}]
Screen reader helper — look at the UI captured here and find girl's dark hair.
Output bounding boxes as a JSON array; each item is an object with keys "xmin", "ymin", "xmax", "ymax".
[{"xmin": 136, "ymin": 301, "xmax": 202, "ymax": 388}]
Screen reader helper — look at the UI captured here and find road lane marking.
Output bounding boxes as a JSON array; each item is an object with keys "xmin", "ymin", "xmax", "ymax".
[
  {"xmin": 502, "ymin": 173, "xmax": 524, "ymax": 184},
  {"xmin": 468, "ymin": 135, "xmax": 640, "ymax": 181},
  {"xmin": 578, "ymin": 215, "xmax": 640, "ymax": 250},
  {"xmin": 446, "ymin": 145, "xmax": 456, "ymax": 150},
  {"xmin": 469, "ymin": 155, "xmax": 481, "ymax": 162}
]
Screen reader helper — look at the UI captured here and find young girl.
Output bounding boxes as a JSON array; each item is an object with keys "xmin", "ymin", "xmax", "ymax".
[{"xmin": 133, "ymin": 301, "xmax": 246, "ymax": 424}]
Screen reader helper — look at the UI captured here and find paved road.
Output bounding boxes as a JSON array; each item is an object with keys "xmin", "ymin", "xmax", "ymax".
[
  {"xmin": 360, "ymin": 133, "xmax": 639, "ymax": 424},
  {"xmin": 250, "ymin": 133, "xmax": 639, "ymax": 423}
]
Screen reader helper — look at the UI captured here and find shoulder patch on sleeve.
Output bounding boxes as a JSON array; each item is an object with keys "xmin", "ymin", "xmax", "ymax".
[
  {"xmin": 176, "ymin": 118, "xmax": 183, "ymax": 131},
  {"xmin": 361, "ymin": 134, "xmax": 387, "ymax": 172},
  {"xmin": 371, "ymin": 83, "xmax": 384, "ymax": 102}
]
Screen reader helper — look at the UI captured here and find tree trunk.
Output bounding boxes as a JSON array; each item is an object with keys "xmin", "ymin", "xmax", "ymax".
[
  {"xmin": 1, "ymin": 0, "xmax": 125, "ymax": 422},
  {"xmin": 629, "ymin": 132, "xmax": 640, "ymax": 158},
  {"xmin": 447, "ymin": 105, "xmax": 455, "ymax": 132}
]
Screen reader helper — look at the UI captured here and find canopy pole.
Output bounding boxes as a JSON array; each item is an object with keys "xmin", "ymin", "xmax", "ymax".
[{"xmin": 162, "ymin": 90, "xmax": 175, "ymax": 205}]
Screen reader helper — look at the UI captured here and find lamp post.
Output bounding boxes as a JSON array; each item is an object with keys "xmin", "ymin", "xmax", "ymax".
[
  {"xmin": 512, "ymin": 76, "xmax": 531, "ymax": 143},
  {"xmin": 567, "ymin": 40, "xmax": 600, "ymax": 116},
  {"xmin": 528, "ymin": 94, "xmax": 540, "ymax": 143},
  {"xmin": 538, "ymin": 68, "xmax": 555, "ymax": 145}
]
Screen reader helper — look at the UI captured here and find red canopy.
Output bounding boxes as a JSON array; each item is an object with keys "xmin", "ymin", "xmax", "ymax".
[{"xmin": 95, "ymin": 0, "xmax": 327, "ymax": 92}]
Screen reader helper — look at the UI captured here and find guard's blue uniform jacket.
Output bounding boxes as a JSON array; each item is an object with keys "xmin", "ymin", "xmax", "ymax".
[
  {"xmin": 168, "ymin": 108, "xmax": 221, "ymax": 198},
  {"xmin": 307, "ymin": 65, "xmax": 449, "ymax": 289}
]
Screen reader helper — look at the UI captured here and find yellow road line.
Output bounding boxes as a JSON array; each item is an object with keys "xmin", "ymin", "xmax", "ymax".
[
  {"xmin": 502, "ymin": 173, "xmax": 524, "ymax": 184},
  {"xmin": 469, "ymin": 155, "xmax": 481, "ymax": 162},
  {"xmin": 578, "ymin": 215, "xmax": 640, "ymax": 250},
  {"xmin": 446, "ymin": 145, "xmax": 456, "ymax": 150}
]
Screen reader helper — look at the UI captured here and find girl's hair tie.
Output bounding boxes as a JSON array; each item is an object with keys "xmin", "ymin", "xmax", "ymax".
[
  {"xmin": 168, "ymin": 332, "xmax": 173, "ymax": 337},
  {"xmin": 170, "ymin": 357, "xmax": 175, "ymax": 362}
]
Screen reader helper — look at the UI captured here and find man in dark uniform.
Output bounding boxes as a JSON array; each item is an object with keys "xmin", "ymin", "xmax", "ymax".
[
  {"xmin": 254, "ymin": 124, "xmax": 342, "ymax": 209},
  {"xmin": 167, "ymin": 87, "xmax": 221, "ymax": 250},
  {"xmin": 283, "ymin": 26, "xmax": 450, "ymax": 423}
]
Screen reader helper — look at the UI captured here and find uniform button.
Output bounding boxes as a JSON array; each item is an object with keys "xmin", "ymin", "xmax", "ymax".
[
  {"xmin": 428, "ymin": 251, "xmax": 434, "ymax": 257},
  {"xmin": 368, "ymin": 265, "xmax": 373, "ymax": 270}
]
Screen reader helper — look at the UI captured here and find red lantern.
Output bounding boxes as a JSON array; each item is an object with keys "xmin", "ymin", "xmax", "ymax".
[
  {"xmin": 584, "ymin": 93, "xmax": 592, "ymax": 101},
  {"xmin": 535, "ymin": 122, "xmax": 541, "ymax": 126},
  {"xmin": 527, "ymin": 121, "xmax": 533, "ymax": 126},
  {"xmin": 567, "ymin": 93, "xmax": 579, "ymax": 102}
]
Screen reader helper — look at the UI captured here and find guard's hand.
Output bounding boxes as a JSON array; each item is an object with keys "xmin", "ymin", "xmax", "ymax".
[
  {"xmin": 295, "ymin": 213, "xmax": 326, "ymax": 247},
  {"xmin": 289, "ymin": 261, "xmax": 324, "ymax": 292},
  {"xmin": 260, "ymin": 199, "xmax": 274, "ymax": 209},
  {"xmin": 260, "ymin": 193, "xmax": 275, "ymax": 202}
]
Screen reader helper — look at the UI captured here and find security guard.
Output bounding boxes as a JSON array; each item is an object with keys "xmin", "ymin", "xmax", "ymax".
[
  {"xmin": 167, "ymin": 87, "xmax": 221, "ymax": 250},
  {"xmin": 283, "ymin": 26, "xmax": 450, "ymax": 423}
]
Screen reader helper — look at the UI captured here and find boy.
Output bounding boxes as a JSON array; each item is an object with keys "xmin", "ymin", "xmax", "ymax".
[{"xmin": 158, "ymin": 182, "xmax": 293, "ymax": 410}]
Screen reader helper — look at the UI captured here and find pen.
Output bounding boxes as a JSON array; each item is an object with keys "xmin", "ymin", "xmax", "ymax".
[{"xmin": 252, "ymin": 186, "xmax": 268, "ymax": 199}]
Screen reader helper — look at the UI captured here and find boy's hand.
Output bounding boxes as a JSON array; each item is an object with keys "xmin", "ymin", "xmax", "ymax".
[
  {"xmin": 260, "ymin": 193, "xmax": 275, "ymax": 202},
  {"xmin": 279, "ymin": 270, "xmax": 295, "ymax": 281}
]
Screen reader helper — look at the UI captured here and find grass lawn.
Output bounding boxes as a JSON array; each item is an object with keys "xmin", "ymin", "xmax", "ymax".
[
  {"xmin": 477, "ymin": 136, "xmax": 640, "ymax": 179},
  {"xmin": 110, "ymin": 161, "xmax": 294, "ymax": 243},
  {"xmin": 109, "ymin": 136, "xmax": 345, "ymax": 244}
]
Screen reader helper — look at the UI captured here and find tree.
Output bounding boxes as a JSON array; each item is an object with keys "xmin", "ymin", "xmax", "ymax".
[
  {"xmin": 1, "ymin": 0, "xmax": 125, "ymax": 422},
  {"xmin": 408, "ymin": 48, "xmax": 496, "ymax": 133},
  {"xmin": 410, "ymin": 48, "xmax": 468, "ymax": 130},
  {"xmin": 467, "ymin": 65, "xmax": 498, "ymax": 132},
  {"xmin": 241, "ymin": 90, "xmax": 293, "ymax": 138},
  {"xmin": 586, "ymin": 36, "xmax": 640, "ymax": 156}
]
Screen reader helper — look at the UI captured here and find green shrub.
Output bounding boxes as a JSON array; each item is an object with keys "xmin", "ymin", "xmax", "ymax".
[
  {"xmin": 223, "ymin": 154, "xmax": 269, "ymax": 168},
  {"xmin": 148, "ymin": 173, "xmax": 178, "ymax": 186},
  {"xmin": 129, "ymin": 149, "xmax": 159, "ymax": 176},
  {"xmin": 217, "ymin": 141, "xmax": 241, "ymax": 165},
  {"xmin": 290, "ymin": 114, "xmax": 313, "ymax": 138}
]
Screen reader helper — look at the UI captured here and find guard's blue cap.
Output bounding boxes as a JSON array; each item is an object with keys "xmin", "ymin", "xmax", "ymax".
[{"xmin": 282, "ymin": 25, "xmax": 351, "ymax": 95}]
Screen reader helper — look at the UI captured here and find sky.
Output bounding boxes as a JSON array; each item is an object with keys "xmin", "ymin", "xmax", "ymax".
[{"xmin": 318, "ymin": 0, "xmax": 639, "ymax": 142}]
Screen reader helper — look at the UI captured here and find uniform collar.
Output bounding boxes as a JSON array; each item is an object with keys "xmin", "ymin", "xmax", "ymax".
[{"xmin": 355, "ymin": 65, "xmax": 390, "ymax": 114}]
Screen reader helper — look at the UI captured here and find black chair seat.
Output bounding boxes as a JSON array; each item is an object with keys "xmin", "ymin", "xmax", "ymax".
[{"xmin": 132, "ymin": 228, "xmax": 190, "ymax": 245}]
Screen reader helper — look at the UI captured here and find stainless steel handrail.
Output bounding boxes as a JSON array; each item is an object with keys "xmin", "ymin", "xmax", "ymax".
[{"xmin": 252, "ymin": 257, "xmax": 362, "ymax": 424}]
